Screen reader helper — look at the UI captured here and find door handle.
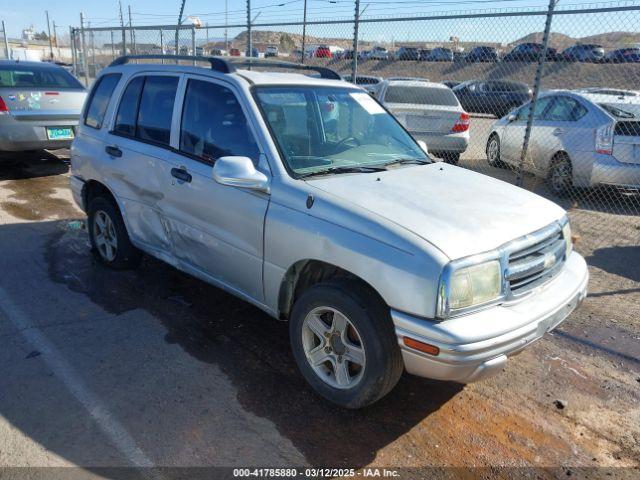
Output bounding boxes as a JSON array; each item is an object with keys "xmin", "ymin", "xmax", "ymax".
[
  {"xmin": 105, "ymin": 145, "xmax": 122, "ymax": 157},
  {"xmin": 171, "ymin": 167, "xmax": 192, "ymax": 183},
  {"xmin": 552, "ymin": 128, "xmax": 565, "ymax": 136}
]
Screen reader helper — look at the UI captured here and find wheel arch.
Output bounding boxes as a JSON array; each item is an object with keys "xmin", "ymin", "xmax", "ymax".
[{"xmin": 277, "ymin": 259, "xmax": 387, "ymax": 321}]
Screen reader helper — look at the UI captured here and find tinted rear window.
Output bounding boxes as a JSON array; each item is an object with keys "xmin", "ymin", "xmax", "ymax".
[
  {"xmin": 84, "ymin": 74, "xmax": 121, "ymax": 129},
  {"xmin": 385, "ymin": 86, "xmax": 459, "ymax": 106},
  {"xmin": 0, "ymin": 65, "xmax": 83, "ymax": 89},
  {"xmin": 136, "ymin": 76, "xmax": 179, "ymax": 146}
]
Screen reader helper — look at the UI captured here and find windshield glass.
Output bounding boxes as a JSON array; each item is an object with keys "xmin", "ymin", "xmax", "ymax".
[
  {"xmin": 255, "ymin": 86, "xmax": 429, "ymax": 177},
  {"xmin": 385, "ymin": 85, "xmax": 459, "ymax": 106},
  {"xmin": 0, "ymin": 65, "xmax": 83, "ymax": 89}
]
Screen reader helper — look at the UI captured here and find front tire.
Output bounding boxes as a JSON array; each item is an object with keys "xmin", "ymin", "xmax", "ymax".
[
  {"xmin": 486, "ymin": 134, "xmax": 504, "ymax": 168},
  {"xmin": 289, "ymin": 280, "xmax": 403, "ymax": 409},
  {"xmin": 88, "ymin": 196, "xmax": 142, "ymax": 269}
]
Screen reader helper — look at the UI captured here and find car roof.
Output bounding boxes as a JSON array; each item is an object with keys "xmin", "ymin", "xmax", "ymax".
[
  {"xmin": 103, "ymin": 63, "xmax": 351, "ymax": 88},
  {"xmin": 383, "ymin": 79, "xmax": 448, "ymax": 89},
  {"xmin": 0, "ymin": 60, "xmax": 59, "ymax": 68}
]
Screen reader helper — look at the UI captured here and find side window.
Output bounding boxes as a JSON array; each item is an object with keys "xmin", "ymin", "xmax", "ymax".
[
  {"xmin": 113, "ymin": 76, "xmax": 144, "ymax": 136},
  {"xmin": 180, "ymin": 79, "xmax": 259, "ymax": 163},
  {"xmin": 544, "ymin": 97, "xmax": 588, "ymax": 122},
  {"xmin": 84, "ymin": 74, "xmax": 121, "ymax": 129},
  {"xmin": 515, "ymin": 97, "xmax": 551, "ymax": 121},
  {"xmin": 136, "ymin": 76, "xmax": 179, "ymax": 146}
]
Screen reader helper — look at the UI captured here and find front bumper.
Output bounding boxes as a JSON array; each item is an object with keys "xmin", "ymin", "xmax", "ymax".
[
  {"xmin": 590, "ymin": 154, "xmax": 640, "ymax": 188},
  {"xmin": 393, "ymin": 251, "xmax": 589, "ymax": 383}
]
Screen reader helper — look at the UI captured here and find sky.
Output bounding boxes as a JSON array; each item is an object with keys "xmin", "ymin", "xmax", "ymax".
[{"xmin": 1, "ymin": 0, "xmax": 637, "ymax": 44}]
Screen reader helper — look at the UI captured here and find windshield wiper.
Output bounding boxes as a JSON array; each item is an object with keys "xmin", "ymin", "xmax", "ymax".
[
  {"xmin": 299, "ymin": 165, "xmax": 387, "ymax": 179},
  {"xmin": 379, "ymin": 157, "xmax": 431, "ymax": 168}
]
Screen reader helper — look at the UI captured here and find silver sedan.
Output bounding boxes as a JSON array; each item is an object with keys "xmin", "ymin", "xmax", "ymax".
[
  {"xmin": 0, "ymin": 60, "xmax": 86, "ymax": 154},
  {"xmin": 486, "ymin": 90, "xmax": 640, "ymax": 195}
]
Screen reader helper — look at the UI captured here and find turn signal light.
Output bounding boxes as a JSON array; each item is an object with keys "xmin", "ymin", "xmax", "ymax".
[
  {"xmin": 451, "ymin": 112, "xmax": 470, "ymax": 133},
  {"xmin": 403, "ymin": 337, "xmax": 440, "ymax": 356}
]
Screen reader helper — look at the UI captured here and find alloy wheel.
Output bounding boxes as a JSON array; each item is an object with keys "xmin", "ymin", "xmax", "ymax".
[
  {"xmin": 301, "ymin": 306, "xmax": 366, "ymax": 389},
  {"xmin": 93, "ymin": 210, "xmax": 118, "ymax": 262}
]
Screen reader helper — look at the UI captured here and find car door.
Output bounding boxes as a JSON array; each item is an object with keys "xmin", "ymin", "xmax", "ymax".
[
  {"xmin": 102, "ymin": 73, "xmax": 180, "ymax": 259},
  {"xmin": 530, "ymin": 95, "xmax": 589, "ymax": 175},
  {"xmin": 500, "ymin": 96, "xmax": 552, "ymax": 167},
  {"xmin": 160, "ymin": 75, "xmax": 270, "ymax": 302}
]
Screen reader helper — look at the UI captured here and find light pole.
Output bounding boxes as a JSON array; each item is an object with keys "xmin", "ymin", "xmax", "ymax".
[
  {"xmin": 45, "ymin": 10, "xmax": 53, "ymax": 59},
  {"xmin": 301, "ymin": 0, "xmax": 307, "ymax": 64},
  {"xmin": 175, "ymin": 0, "xmax": 187, "ymax": 56}
]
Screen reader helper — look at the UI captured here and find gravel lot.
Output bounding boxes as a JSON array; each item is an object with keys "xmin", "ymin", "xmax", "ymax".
[{"xmin": 0, "ymin": 150, "xmax": 638, "ymax": 478}]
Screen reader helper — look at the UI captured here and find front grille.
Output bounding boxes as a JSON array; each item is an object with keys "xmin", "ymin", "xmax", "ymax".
[
  {"xmin": 505, "ymin": 225, "xmax": 566, "ymax": 295},
  {"xmin": 615, "ymin": 121, "xmax": 640, "ymax": 137}
]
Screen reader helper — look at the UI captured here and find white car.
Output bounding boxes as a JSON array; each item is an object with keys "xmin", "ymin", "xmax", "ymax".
[{"xmin": 376, "ymin": 79, "xmax": 470, "ymax": 163}]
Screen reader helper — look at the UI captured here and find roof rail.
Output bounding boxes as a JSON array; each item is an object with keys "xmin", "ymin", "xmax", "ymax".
[
  {"xmin": 108, "ymin": 55, "xmax": 341, "ymax": 80},
  {"xmin": 109, "ymin": 55, "xmax": 233, "ymax": 73}
]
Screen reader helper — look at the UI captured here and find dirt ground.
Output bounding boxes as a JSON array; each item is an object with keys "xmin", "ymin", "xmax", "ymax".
[{"xmin": 0, "ymin": 150, "xmax": 638, "ymax": 479}]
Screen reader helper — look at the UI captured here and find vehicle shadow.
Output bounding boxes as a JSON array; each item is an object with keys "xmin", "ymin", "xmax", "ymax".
[
  {"xmin": 37, "ymin": 220, "xmax": 463, "ymax": 468},
  {"xmin": 586, "ymin": 245, "xmax": 640, "ymax": 283},
  {"xmin": 0, "ymin": 150, "xmax": 69, "ymax": 181}
]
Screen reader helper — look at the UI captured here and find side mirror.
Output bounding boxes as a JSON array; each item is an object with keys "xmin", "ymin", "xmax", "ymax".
[
  {"xmin": 507, "ymin": 113, "xmax": 517, "ymax": 122},
  {"xmin": 213, "ymin": 156, "xmax": 270, "ymax": 193},
  {"xmin": 417, "ymin": 140, "xmax": 429, "ymax": 155}
]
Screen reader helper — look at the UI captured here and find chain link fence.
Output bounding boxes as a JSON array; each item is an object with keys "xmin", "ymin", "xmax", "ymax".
[{"xmin": 73, "ymin": 1, "xmax": 639, "ymax": 316}]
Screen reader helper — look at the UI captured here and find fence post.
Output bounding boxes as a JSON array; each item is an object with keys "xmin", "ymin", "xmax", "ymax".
[
  {"xmin": 70, "ymin": 27, "xmax": 76, "ymax": 73},
  {"xmin": 2, "ymin": 21, "xmax": 9, "ymax": 59},
  {"xmin": 247, "ymin": 0, "xmax": 252, "ymax": 60},
  {"xmin": 515, "ymin": 0, "xmax": 557, "ymax": 187},
  {"xmin": 79, "ymin": 13, "xmax": 89, "ymax": 86},
  {"xmin": 45, "ymin": 11, "xmax": 53, "ymax": 59},
  {"xmin": 110, "ymin": 30, "xmax": 115, "ymax": 59},
  {"xmin": 301, "ymin": 0, "xmax": 307, "ymax": 64},
  {"xmin": 351, "ymin": 0, "xmax": 360, "ymax": 83},
  {"xmin": 129, "ymin": 5, "xmax": 136, "ymax": 55},
  {"xmin": 191, "ymin": 26, "xmax": 196, "ymax": 65},
  {"xmin": 119, "ymin": 1, "xmax": 126, "ymax": 55},
  {"xmin": 160, "ymin": 29, "xmax": 164, "ymax": 63}
]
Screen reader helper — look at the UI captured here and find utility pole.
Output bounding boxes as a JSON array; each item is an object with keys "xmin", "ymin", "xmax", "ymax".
[
  {"xmin": 79, "ymin": 12, "xmax": 89, "ymax": 86},
  {"xmin": 45, "ymin": 10, "xmax": 53, "ymax": 59},
  {"xmin": 351, "ymin": 0, "xmax": 360, "ymax": 83},
  {"xmin": 119, "ymin": 1, "xmax": 126, "ymax": 55},
  {"xmin": 52, "ymin": 21, "xmax": 60, "ymax": 58},
  {"xmin": 2, "ymin": 21, "xmax": 10, "ymax": 59},
  {"xmin": 247, "ymin": 0, "xmax": 252, "ymax": 58},
  {"xmin": 224, "ymin": 0, "xmax": 228, "ymax": 52},
  {"xmin": 128, "ymin": 5, "xmax": 136, "ymax": 55},
  {"xmin": 175, "ymin": 0, "xmax": 187, "ymax": 56},
  {"xmin": 301, "ymin": 0, "xmax": 307, "ymax": 64}
]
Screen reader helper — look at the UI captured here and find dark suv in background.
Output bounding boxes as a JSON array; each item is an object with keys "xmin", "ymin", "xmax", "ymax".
[
  {"xmin": 464, "ymin": 46, "xmax": 499, "ymax": 62},
  {"xmin": 452, "ymin": 80, "xmax": 532, "ymax": 118},
  {"xmin": 396, "ymin": 47, "xmax": 420, "ymax": 60},
  {"xmin": 561, "ymin": 44, "xmax": 605, "ymax": 62},
  {"xmin": 503, "ymin": 43, "xmax": 558, "ymax": 62}
]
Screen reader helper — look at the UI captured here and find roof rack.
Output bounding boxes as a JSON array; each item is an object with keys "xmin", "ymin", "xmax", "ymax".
[{"xmin": 108, "ymin": 55, "xmax": 341, "ymax": 80}]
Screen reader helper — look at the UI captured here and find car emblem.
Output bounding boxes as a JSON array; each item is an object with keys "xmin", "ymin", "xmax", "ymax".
[
  {"xmin": 543, "ymin": 252, "xmax": 557, "ymax": 269},
  {"xmin": 49, "ymin": 98, "xmax": 60, "ymax": 104}
]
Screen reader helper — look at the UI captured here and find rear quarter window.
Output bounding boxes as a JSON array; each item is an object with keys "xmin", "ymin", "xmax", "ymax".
[{"xmin": 84, "ymin": 74, "xmax": 122, "ymax": 129}]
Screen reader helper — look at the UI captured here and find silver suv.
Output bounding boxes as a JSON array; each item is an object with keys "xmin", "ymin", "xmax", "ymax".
[{"xmin": 70, "ymin": 56, "xmax": 588, "ymax": 408}]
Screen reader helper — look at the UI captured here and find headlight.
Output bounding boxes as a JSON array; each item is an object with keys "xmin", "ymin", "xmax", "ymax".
[
  {"xmin": 562, "ymin": 221, "xmax": 572, "ymax": 259},
  {"xmin": 437, "ymin": 259, "xmax": 502, "ymax": 318}
]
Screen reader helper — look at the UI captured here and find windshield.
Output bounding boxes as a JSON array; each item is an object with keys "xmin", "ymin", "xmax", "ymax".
[
  {"xmin": 255, "ymin": 86, "xmax": 429, "ymax": 177},
  {"xmin": 385, "ymin": 85, "xmax": 459, "ymax": 106},
  {"xmin": 0, "ymin": 65, "xmax": 83, "ymax": 89}
]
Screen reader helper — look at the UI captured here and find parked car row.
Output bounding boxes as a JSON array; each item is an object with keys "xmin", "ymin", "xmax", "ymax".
[{"xmin": 335, "ymin": 43, "xmax": 640, "ymax": 63}]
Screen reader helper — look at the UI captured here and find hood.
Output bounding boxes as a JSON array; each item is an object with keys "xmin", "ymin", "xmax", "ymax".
[{"xmin": 307, "ymin": 163, "xmax": 565, "ymax": 260}]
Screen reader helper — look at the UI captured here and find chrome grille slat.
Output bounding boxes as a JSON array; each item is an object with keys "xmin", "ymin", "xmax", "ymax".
[{"xmin": 505, "ymin": 223, "xmax": 566, "ymax": 296}]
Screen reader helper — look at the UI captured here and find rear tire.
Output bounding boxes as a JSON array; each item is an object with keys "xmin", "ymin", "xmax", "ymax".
[
  {"xmin": 289, "ymin": 279, "xmax": 403, "ymax": 409},
  {"xmin": 88, "ymin": 196, "xmax": 142, "ymax": 269},
  {"xmin": 547, "ymin": 153, "xmax": 574, "ymax": 198}
]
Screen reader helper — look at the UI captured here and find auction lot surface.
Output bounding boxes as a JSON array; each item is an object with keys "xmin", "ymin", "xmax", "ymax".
[{"xmin": 0, "ymin": 149, "xmax": 638, "ymax": 478}]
